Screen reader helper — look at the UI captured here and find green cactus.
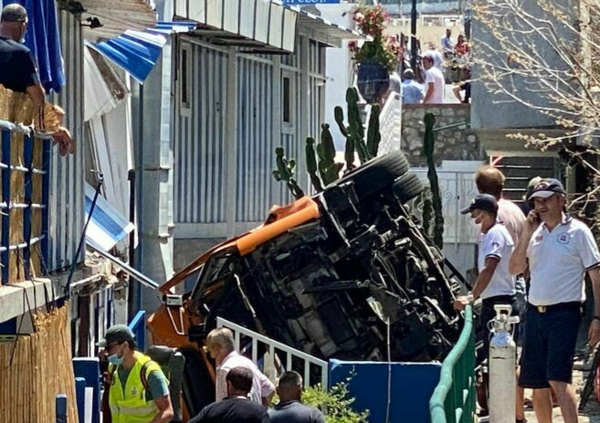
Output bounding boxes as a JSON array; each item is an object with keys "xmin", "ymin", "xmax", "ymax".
[
  {"xmin": 334, "ymin": 106, "xmax": 356, "ymax": 171},
  {"xmin": 346, "ymin": 88, "xmax": 369, "ymax": 164},
  {"xmin": 366, "ymin": 104, "xmax": 381, "ymax": 158},
  {"xmin": 423, "ymin": 113, "xmax": 444, "ymax": 248},
  {"xmin": 306, "ymin": 138, "xmax": 324, "ymax": 192},
  {"xmin": 317, "ymin": 124, "xmax": 344, "ymax": 186},
  {"xmin": 272, "ymin": 146, "xmax": 305, "ymax": 199}
]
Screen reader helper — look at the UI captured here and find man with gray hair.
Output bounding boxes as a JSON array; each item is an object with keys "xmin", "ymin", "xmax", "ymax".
[
  {"xmin": 0, "ymin": 4, "xmax": 44, "ymax": 105},
  {"xmin": 204, "ymin": 327, "xmax": 275, "ymax": 405},
  {"xmin": 268, "ymin": 371, "xmax": 325, "ymax": 423}
]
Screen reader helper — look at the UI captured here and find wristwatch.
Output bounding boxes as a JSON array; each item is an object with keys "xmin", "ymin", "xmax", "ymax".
[
  {"xmin": 593, "ymin": 316, "xmax": 600, "ymax": 322},
  {"xmin": 467, "ymin": 292, "xmax": 475, "ymax": 303}
]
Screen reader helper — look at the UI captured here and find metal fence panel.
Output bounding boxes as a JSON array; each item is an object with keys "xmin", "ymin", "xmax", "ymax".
[{"xmin": 429, "ymin": 305, "xmax": 476, "ymax": 423}]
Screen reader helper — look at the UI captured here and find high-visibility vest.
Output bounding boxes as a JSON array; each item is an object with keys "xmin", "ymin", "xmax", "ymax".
[{"xmin": 108, "ymin": 353, "xmax": 164, "ymax": 423}]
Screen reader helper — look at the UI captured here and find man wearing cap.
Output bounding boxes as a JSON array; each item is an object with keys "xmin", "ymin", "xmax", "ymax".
[
  {"xmin": 454, "ymin": 194, "xmax": 517, "ymax": 355},
  {"xmin": 98, "ymin": 324, "xmax": 174, "ymax": 423},
  {"xmin": 509, "ymin": 178, "xmax": 600, "ymax": 423},
  {"xmin": 0, "ymin": 4, "xmax": 44, "ymax": 105}
]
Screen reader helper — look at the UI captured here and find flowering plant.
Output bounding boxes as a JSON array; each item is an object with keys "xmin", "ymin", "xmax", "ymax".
[{"xmin": 349, "ymin": 5, "xmax": 400, "ymax": 72}]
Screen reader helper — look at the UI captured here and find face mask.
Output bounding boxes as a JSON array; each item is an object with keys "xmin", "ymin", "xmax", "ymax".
[{"xmin": 108, "ymin": 353, "xmax": 124, "ymax": 366}]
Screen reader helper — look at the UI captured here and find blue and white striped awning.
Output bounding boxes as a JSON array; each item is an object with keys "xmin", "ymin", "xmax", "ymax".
[
  {"xmin": 85, "ymin": 21, "xmax": 197, "ymax": 84},
  {"xmin": 85, "ymin": 184, "xmax": 134, "ymax": 252}
]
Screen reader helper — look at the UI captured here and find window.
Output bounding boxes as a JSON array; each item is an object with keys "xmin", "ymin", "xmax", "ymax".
[
  {"xmin": 180, "ymin": 45, "xmax": 191, "ymax": 111},
  {"xmin": 282, "ymin": 71, "xmax": 295, "ymax": 131}
]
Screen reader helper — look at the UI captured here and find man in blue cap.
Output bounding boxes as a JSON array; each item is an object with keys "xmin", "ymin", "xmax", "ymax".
[{"xmin": 509, "ymin": 178, "xmax": 600, "ymax": 423}]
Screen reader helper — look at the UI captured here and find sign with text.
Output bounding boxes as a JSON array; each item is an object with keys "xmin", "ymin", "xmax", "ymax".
[{"xmin": 282, "ymin": 0, "xmax": 341, "ymax": 4}]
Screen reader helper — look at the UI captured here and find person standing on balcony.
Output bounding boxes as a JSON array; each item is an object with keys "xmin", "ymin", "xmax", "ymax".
[
  {"xmin": 205, "ymin": 327, "xmax": 275, "ymax": 405},
  {"xmin": 509, "ymin": 178, "xmax": 600, "ymax": 423},
  {"xmin": 422, "ymin": 55, "xmax": 444, "ymax": 104},
  {"xmin": 0, "ymin": 4, "xmax": 74, "ymax": 156},
  {"xmin": 98, "ymin": 325, "xmax": 174, "ymax": 423},
  {"xmin": 268, "ymin": 371, "xmax": 325, "ymax": 423}
]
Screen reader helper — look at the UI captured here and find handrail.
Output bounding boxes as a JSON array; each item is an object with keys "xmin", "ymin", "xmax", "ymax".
[
  {"xmin": 217, "ymin": 317, "xmax": 328, "ymax": 388},
  {"xmin": 429, "ymin": 305, "xmax": 476, "ymax": 423}
]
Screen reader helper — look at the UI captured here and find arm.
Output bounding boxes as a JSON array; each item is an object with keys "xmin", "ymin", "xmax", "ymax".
[
  {"xmin": 26, "ymin": 83, "xmax": 45, "ymax": 107},
  {"xmin": 215, "ymin": 369, "xmax": 228, "ymax": 401},
  {"xmin": 150, "ymin": 395, "xmax": 174, "ymax": 423},
  {"xmin": 454, "ymin": 257, "xmax": 499, "ymax": 310},
  {"xmin": 423, "ymin": 82, "xmax": 434, "ymax": 103},
  {"xmin": 259, "ymin": 372, "xmax": 276, "ymax": 406},
  {"xmin": 509, "ymin": 210, "xmax": 540, "ymax": 274}
]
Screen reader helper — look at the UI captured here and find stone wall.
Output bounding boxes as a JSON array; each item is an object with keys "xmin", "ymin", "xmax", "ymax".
[{"xmin": 401, "ymin": 104, "xmax": 484, "ymax": 167}]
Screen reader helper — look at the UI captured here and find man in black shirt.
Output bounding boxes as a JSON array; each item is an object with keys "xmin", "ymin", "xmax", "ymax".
[
  {"xmin": 190, "ymin": 367, "xmax": 270, "ymax": 423},
  {"xmin": 269, "ymin": 371, "xmax": 325, "ymax": 423},
  {"xmin": 0, "ymin": 4, "xmax": 44, "ymax": 105}
]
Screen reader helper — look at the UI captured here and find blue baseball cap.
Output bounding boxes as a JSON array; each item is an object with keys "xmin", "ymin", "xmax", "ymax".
[{"xmin": 461, "ymin": 194, "xmax": 498, "ymax": 215}]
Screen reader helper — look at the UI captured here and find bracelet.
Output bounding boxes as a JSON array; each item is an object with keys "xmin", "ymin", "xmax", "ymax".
[{"xmin": 467, "ymin": 292, "xmax": 474, "ymax": 303}]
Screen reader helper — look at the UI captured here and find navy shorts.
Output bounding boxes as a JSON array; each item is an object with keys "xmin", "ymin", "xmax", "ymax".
[{"xmin": 519, "ymin": 303, "xmax": 582, "ymax": 389}]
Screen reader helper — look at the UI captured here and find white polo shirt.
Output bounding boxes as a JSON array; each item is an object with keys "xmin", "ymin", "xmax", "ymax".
[
  {"xmin": 527, "ymin": 215, "xmax": 600, "ymax": 306},
  {"xmin": 478, "ymin": 223, "xmax": 516, "ymax": 299}
]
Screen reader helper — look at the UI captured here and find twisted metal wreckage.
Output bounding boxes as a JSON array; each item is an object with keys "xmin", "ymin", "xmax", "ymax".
[{"xmin": 148, "ymin": 151, "xmax": 471, "ymax": 411}]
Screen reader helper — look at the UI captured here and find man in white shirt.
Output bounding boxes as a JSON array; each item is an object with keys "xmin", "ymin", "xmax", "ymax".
[
  {"xmin": 204, "ymin": 327, "xmax": 275, "ymax": 405},
  {"xmin": 509, "ymin": 178, "xmax": 600, "ymax": 423},
  {"xmin": 424, "ymin": 42, "xmax": 444, "ymax": 71},
  {"xmin": 422, "ymin": 55, "xmax": 445, "ymax": 104}
]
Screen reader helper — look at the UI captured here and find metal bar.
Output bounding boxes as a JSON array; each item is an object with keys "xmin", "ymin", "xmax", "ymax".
[
  {"xmin": 217, "ymin": 317, "xmax": 328, "ymax": 367},
  {"xmin": 429, "ymin": 306, "xmax": 475, "ymax": 423},
  {"xmin": 128, "ymin": 310, "xmax": 147, "ymax": 351},
  {"xmin": 23, "ymin": 133, "xmax": 33, "ymax": 279},
  {"xmin": 252, "ymin": 337, "xmax": 258, "ymax": 363},
  {"xmin": 1, "ymin": 130, "xmax": 10, "ymax": 283},
  {"xmin": 0, "ymin": 234, "xmax": 45, "ymax": 252},
  {"xmin": 41, "ymin": 137, "xmax": 50, "ymax": 269}
]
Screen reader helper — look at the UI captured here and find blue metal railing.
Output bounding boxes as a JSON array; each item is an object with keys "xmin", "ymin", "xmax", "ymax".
[
  {"xmin": 128, "ymin": 310, "xmax": 147, "ymax": 351},
  {"xmin": 429, "ymin": 305, "xmax": 476, "ymax": 423},
  {"xmin": 0, "ymin": 122, "xmax": 51, "ymax": 284}
]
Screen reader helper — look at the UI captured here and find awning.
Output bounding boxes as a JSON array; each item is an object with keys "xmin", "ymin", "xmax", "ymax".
[
  {"xmin": 285, "ymin": 5, "xmax": 366, "ymax": 47},
  {"xmin": 174, "ymin": 0, "xmax": 298, "ymax": 53},
  {"xmin": 85, "ymin": 184, "xmax": 134, "ymax": 252},
  {"xmin": 173, "ymin": 0, "xmax": 365, "ymax": 53},
  {"xmin": 76, "ymin": 0, "xmax": 157, "ymax": 39},
  {"xmin": 85, "ymin": 22, "xmax": 196, "ymax": 84}
]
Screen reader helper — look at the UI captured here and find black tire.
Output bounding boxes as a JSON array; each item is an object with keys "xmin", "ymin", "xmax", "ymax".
[
  {"xmin": 337, "ymin": 151, "xmax": 410, "ymax": 198},
  {"xmin": 392, "ymin": 173, "xmax": 424, "ymax": 203}
]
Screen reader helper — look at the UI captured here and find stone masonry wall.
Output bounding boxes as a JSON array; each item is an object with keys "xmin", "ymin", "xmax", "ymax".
[{"xmin": 401, "ymin": 104, "xmax": 484, "ymax": 167}]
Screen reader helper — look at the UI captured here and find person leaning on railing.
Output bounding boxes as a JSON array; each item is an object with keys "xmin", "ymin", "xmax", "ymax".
[{"xmin": 0, "ymin": 4, "xmax": 74, "ymax": 156}]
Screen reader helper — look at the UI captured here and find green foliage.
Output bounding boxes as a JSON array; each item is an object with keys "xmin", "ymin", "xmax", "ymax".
[
  {"xmin": 301, "ymin": 381, "xmax": 370, "ymax": 423},
  {"xmin": 273, "ymin": 87, "xmax": 382, "ymax": 198},
  {"xmin": 272, "ymin": 146, "xmax": 305, "ymax": 199},
  {"xmin": 422, "ymin": 113, "xmax": 444, "ymax": 248}
]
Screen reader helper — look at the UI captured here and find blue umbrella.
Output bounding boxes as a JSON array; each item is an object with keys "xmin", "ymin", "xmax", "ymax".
[{"xmin": 4, "ymin": 0, "xmax": 65, "ymax": 93}]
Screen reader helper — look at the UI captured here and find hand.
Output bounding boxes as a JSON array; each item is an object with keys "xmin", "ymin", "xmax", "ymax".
[
  {"xmin": 524, "ymin": 210, "xmax": 541, "ymax": 233},
  {"xmin": 589, "ymin": 319, "xmax": 600, "ymax": 346},
  {"xmin": 52, "ymin": 126, "xmax": 75, "ymax": 156},
  {"xmin": 454, "ymin": 297, "xmax": 470, "ymax": 311},
  {"xmin": 52, "ymin": 105, "xmax": 65, "ymax": 122}
]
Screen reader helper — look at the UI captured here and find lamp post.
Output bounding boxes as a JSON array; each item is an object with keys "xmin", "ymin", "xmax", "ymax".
[{"xmin": 410, "ymin": 0, "xmax": 418, "ymax": 71}]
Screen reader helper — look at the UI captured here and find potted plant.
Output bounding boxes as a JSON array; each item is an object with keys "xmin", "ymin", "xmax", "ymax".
[{"xmin": 349, "ymin": 5, "xmax": 400, "ymax": 104}]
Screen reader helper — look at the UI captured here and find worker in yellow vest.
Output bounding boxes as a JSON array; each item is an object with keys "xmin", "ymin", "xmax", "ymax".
[{"xmin": 98, "ymin": 325, "xmax": 174, "ymax": 423}]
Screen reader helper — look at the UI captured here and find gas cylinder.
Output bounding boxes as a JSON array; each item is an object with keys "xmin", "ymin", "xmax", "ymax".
[{"xmin": 488, "ymin": 304, "xmax": 519, "ymax": 423}]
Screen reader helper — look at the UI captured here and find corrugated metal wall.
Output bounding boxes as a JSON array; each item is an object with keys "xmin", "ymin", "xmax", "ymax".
[
  {"xmin": 47, "ymin": 10, "xmax": 84, "ymax": 271},
  {"xmin": 173, "ymin": 36, "xmax": 326, "ymax": 234},
  {"xmin": 174, "ymin": 41, "xmax": 228, "ymax": 224},
  {"xmin": 236, "ymin": 56, "xmax": 275, "ymax": 222}
]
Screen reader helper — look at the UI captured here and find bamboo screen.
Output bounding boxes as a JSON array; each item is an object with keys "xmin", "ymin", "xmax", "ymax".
[{"xmin": 0, "ymin": 304, "xmax": 77, "ymax": 423}]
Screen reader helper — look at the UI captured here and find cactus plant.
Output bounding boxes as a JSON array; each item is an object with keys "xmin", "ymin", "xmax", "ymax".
[
  {"xmin": 272, "ymin": 147, "xmax": 305, "ymax": 199},
  {"xmin": 273, "ymin": 87, "xmax": 384, "ymax": 197},
  {"xmin": 423, "ymin": 113, "xmax": 444, "ymax": 248}
]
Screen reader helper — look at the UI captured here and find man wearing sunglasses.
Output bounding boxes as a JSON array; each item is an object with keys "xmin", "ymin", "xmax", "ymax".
[{"xmin": 98, "ymin": 325, "xmax": 174, "ymax": 423}]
